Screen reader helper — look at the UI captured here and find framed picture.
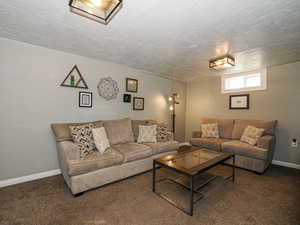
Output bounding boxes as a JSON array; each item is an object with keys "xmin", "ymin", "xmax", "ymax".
[
  {"xmin": 126, "ymin": 78, "xmax": 138, "ymax": 92},
  {"xmin": 79, "ymin": 92, "xmax": 92, "ymax": 108},
  {"xmin": 229, "ymin": 94, "xmax": 249, "ymax": 110},
  {"xmin": 123, "ymin": 94, "xmax": 131, "ymax": 103},
  {"xmin": 133, "ymin": 97, "xmax": 144, "ymax": 110}
]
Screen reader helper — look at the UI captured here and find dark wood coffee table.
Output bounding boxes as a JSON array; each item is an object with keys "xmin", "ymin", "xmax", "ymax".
[{"xmin": 152, "ymin": 148, "xmax": 235, "ymax": 216}]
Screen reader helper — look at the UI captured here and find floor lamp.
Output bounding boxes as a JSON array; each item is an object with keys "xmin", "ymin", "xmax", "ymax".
[{"xmin": 169, "ymin": 93, "xmax": 179, "ymax": 133}]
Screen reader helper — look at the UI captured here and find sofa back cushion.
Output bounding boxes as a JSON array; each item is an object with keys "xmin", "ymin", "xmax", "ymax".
[
  {"xmin": 201, "ymin": 118, "xmax": 234, "ymax": 139},
  {"xmin": 104, "ymin": 118, "xmax": 134, "ymax": 145},
  {"xmin": 51, "ymin": 120, "xmax": 103, "ymax": 142},
  {"xmin": 132, "ymin": 119, "xmax": 157, "ymax": 141},
  {"xmin": 232, "ymin": 119, "xmax": 277, "ymax": 139}
]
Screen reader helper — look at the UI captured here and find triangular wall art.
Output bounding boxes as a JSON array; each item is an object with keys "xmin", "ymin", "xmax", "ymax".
[{"xmin": 60, "ymin": 65, "xmax": 88, "ymax": 89}]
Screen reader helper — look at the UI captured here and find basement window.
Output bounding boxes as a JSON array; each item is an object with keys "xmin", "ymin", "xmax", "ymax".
[{"xmin": 221, "ymin": 69, "xmax": 267, "ymax": 93}]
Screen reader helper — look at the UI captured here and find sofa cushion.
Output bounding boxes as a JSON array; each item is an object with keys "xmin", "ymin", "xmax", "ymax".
[
  {"xmin": 202, "ymin": 118, "xmax": 234, "ymax": 139},
  {"xmin": 192, "ymin": 130, "xmax": 202, "ymax": 138},
  {"xmin": 222, "ymin": 140, "xmax": 268, "ymax": 160},
  {"xmin": 232, "ymin": 119, "xmax": 277, "ymax": 139},
  {"xmin": 104, "ymin": 118, "xmax": 135, "ymax": 145},
  {"xmin": 51, "ymin": 120, "xmax": 103, "ymax": 142},
  {"xmin": 190, "ymin": 138, "xmax": 230, "ymax": 151},
  {"xmin": 111, "ymin": 143, "xmax": 152, "ymax": 163},
  {"xmin": 144, "ymin": 141, "xmax": 179, "ymax": 155},
  {"xmin": 67, "ymin": 148, "xmax": 124, "ymax": 176},
  {"xmin": 132, "ymin": 119, "xmax": 157, "ymax": 141}
]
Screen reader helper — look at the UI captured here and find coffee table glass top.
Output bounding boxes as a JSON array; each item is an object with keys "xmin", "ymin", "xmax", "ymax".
[
  {"xmin": 173, "ymin": 150, "xmax": 223, "ymax": 169},
  {"xmin": 154, "ymin": 148, "xmax": 232, "ymax": 175}
]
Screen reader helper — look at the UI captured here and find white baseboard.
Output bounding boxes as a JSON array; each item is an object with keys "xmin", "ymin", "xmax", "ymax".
[
  {"xmin": 0, "ymin": 169, "xmax": 61, "ymax": 188},
  {"xmin": 272, "ymin": 160, "xmax": 300, "ymax": 170}
]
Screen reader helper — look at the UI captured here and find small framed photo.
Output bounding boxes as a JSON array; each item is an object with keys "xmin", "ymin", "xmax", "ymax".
[
  {"xmin": 229, "ymin": 94, "xmax": 249, "ymax": 110},
  {"xmin": 133, "ymin": 97, "xmax": 144, "ymax": 110},
  {"xmin": 79, "ymin": 92, "xmax": 92, "ymax": 108},
  {"xmin": 123, "ymin": 94, "xmax": 131, "ymax": 103},
  {"xmin": 126, "ymin": 78, "xmax": 138, "ymax": 92}
]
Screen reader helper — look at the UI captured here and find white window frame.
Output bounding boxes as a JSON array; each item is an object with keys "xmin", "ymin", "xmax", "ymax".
[{"xmin": 221, "ymin": 68, "xmax": 267, "ymax": 94}]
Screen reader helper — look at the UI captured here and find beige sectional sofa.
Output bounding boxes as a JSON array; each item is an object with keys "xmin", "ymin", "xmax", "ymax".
[
  {"xmin": 51, "ymin": 118, "xmax": 179, "ymax": 195},
  {"xmin": 190, "ymin": 118, "xmax": 277, "ymax": 174}
]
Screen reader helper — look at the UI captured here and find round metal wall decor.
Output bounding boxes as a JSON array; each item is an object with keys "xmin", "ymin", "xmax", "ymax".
[{"xmin": 97, "ymin": 77, "xmax": 119, "ymax": 101}]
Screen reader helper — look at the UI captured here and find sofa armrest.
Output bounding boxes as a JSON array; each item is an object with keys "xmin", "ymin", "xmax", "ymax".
[
  {"xmin": 167, "ymin": 131, "xmax": 174, "ymax": 141},
  {"xmin": 257, "ymin": 135, "xmax": 276, "ymax": 162},
  {"xmin": 57, "ymin": 141, "xmax": 80, "ymax": 162},
  {"xmin": 257, "ymin": 135, "xmax": 275, "ymax": 150},
  {"xmin": 192, "ymin": 130, "xmax": 202, "ymax": 138}
]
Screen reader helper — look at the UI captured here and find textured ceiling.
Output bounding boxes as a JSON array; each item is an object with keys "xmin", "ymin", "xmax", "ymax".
[{"xmin": 1, "ymin": 0, "xmax": 300, "ymax": 81}]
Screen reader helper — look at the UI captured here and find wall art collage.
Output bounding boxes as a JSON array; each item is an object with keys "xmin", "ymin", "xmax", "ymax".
[{"xmin": 60, "ymin": 65, "xmax": 144, "ymax": 110}]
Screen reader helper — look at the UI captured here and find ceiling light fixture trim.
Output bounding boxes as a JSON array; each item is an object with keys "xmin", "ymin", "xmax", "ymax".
[
  {"xmin": 209, "ymin": 55, "xmax": 235, "ymax": 70},
  {"xmin": 69, "ymin": 0, "xmax": 123, "ymax": 24}
]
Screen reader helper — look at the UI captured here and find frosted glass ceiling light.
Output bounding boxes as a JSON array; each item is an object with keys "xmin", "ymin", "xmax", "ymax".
[
  {"xmin": 209, "ymin": 55, "xmax": 235, "ymax": 70},
  {"xmin": 69, "ymin": 0, "xmax": 123, "ymax": 24}
]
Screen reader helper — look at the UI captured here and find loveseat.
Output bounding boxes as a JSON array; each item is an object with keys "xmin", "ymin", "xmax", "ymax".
[
  {"xmin": 51, "ymin": 118, "xmax": 179, "ymax": 195},
  {"xmin": 190, "ymin": 118, "xmax": 277, "ymax": 174}
]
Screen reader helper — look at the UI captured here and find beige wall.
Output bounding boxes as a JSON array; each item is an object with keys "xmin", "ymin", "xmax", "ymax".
[
  {"xmin": 2, "ymin": 35, "xmax": 300, "ymax": 182},
  {"xmin": 185, "ymin": 61, "xmax": 300, "ymax": 165},
  {"xmin": 0, "ymin": 38, "xmax": 186, "ymax": 180}
]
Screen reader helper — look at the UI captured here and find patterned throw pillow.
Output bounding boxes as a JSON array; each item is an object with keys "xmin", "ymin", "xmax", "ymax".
[
  {"xmin": 157, "ymin": 123, "xmax": 168, "ymax": 142},
  {"xmin": 201, "ymin": 123, "xmax": 220, "ymax": 138},
  {"xmin": 92, "ymin": 127, "xmax": 110, "ymax": 154},
  {"xmin": 70, "ymin": 124, "xmax": 96, "ymax": 158},
  {"xmin": 132, "ymin": 120, "xmax": 157, "ymax": 141},
  {"xmin": 240, "ymin": 125, "xmax": 264, "ymax": 145},
  {"xmin": 137, "ymin": 125, "xmax": 157, "ymax": 143}
]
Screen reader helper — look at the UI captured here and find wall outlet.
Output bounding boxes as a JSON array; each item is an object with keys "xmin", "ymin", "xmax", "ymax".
[{"xmin": 291, "ymin": 138, "xmax": 298, "ymax": 148}]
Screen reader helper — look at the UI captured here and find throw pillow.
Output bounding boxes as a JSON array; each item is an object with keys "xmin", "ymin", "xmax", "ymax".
[
  {"xmin": 137, "ymin": 125, "xmax": 157, "ymax": 143},
  {"xmin": 92, "ymin": 127, "xmax": 110, "ymax": 154},
  {"xmin": 240, "ymin": 125, "xmax": 264, "ymax": 145},
  {"xmin": 70, "ymin": 124, "xmax": 96, "ymax": 158},
  {"xmin": 132, "ymin": 119, "xmax": 157, "ymax": 141},
  {"xmin": 201, "ymin": 123, "xmax": 220, "ymax": 138},
  {"xmin": 157, "ymin": 123, "xmax": 168, "ymax": 142}
]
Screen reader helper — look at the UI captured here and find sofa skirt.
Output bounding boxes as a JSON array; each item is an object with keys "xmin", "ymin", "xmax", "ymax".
[
  {"xmin": 63, "ymin": 151, "xmax": 176, "ymax": 194},
  {"xmin": 225, "ymin": 154, "xmax": 269, "ymax": 173}
]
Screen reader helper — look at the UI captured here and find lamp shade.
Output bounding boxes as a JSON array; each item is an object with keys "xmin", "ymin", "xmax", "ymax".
[{"xmin": 69, "ymin": 0, "xmax": 123, "ymax": 24}]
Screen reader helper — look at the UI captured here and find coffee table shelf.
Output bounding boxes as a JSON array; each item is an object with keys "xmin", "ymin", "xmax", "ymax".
[{"xmin": 152, "ymin": 148, "xmax": 235, "ymax": 216}]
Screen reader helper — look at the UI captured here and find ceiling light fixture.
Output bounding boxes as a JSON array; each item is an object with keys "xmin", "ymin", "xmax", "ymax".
[
  {"xmin": 69, "ymin": 0, "xmax": 123, "ymax": 24},
  {"xmin": 209, "ymin": 55, "xmax": 235, "ymax": 70}
]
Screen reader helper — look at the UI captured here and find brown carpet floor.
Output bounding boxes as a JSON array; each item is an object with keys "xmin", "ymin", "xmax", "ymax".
[{"xmin": 1, "ymin": 165, "xmax": 300, "ymax": 225}]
